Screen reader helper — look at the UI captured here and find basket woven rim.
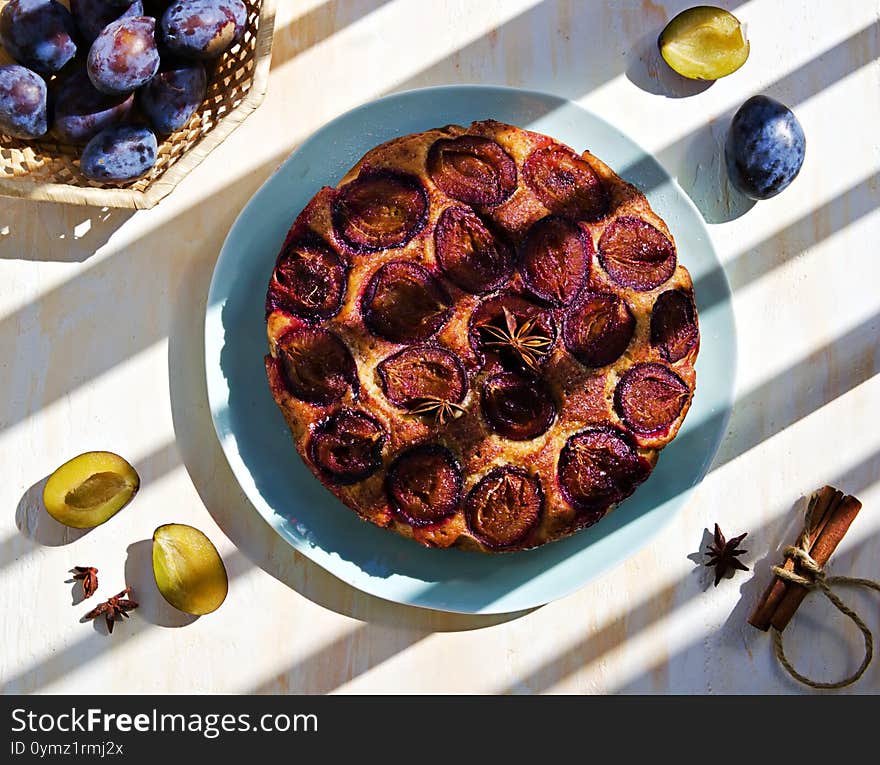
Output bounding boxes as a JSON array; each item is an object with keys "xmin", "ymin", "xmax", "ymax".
[{"xmin": 0, "ymin": 0, "xmax": 278, "ymax": 210}]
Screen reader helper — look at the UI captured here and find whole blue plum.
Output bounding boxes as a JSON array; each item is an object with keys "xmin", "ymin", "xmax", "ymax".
[
  {"xmin": 140, "ymin": 60, "xmax": 206, "ymax": 134},
  {"xmin": 0, "ymin": 0, "xmax": 77, "ymax": 75},
  {"xmin": 53, "ymin": 68, "xmax": 134, "ymax": 144},
  {"xmin": 70, "ymin": 0, "xmax": 144, "ymax": 44},
  {"xmin": 80, "ymin": 124, "xmax": 157, "ymax": 182},
  {"xmin": 725, "ymin": 95, "xmax": 806, "ymax": 200},
  {"xmin": 87, "ymin": 16, "xmax": 160, "ymax": 95},
  {"xmin": 161, "ymin": 0, "xmax": 247, "ymax": 60},
  {"xmin": 0, "ymin": 64, "xmax": 48, "ymax": 139}
]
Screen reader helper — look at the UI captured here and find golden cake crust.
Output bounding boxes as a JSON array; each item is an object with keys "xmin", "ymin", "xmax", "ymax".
[{"xmin": 265, "ymin": 119, "xmax": 699, "ymax": 552}]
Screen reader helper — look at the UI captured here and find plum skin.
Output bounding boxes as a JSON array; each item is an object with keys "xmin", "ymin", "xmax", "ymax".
[
  {"xmin": 70, "ymin": 0, "xmax": 144, "ymax": 44},
  {"xmin": 87, "ymin": 16, "xmax": 160, "ymax": 96},
  {"xmin": 139, "ymin": 60, "xmax": 207, "ymax": 134},
  {"xmin": 0, "ymin": 0, "xmax": 78, "ymax": 75},
  {"xmin": 53, "ymin": 69, "xmax": 134, "ymax": 144},
  {"xmin": 80, "ymin": 124, "xmax": 158, "ymax": 182},
  {"xmin": 0, "ymin": 65, "xmax": 48, "ymax": 139},
  {"xmin": 161, "ymin": 0, "xmax": 247, "ymax": 60},
  {"xmin": 725, "ymin": 95, "xmax": 806, "ymax": 200}
]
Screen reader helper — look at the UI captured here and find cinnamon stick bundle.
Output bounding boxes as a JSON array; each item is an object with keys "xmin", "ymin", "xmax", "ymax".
[{"xmin": 748, "ymin": 485, "xmax": 862, "ymax": 632}]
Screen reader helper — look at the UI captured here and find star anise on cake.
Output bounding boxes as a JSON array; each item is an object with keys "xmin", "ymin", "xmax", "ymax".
[
  {"xmin": 705, "ymin": 523, "xmax": 749, "ymax": 586},
  {"xmin": 84, "ymin": 587, "xmax": 138, "ymax": 633},
  {"xmin": 478, "ymin": 307, "xmax": 552, "ymax": 372},
  {"xmin": 408, "ymin": 397, "xmax": 467, "ymax": 426}
]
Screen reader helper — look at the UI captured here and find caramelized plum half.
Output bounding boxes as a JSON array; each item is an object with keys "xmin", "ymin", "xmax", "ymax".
[
  {"xmin": 309, "ymin": 408, "xmax": 386, "ymax": 484},
  {"xmin": 598, "ymin": 216, "xmax": 676, "ymax": 291},
  {"xmin": 481, "ymin": 372, "xmax": 556, "ymax": 441},
  {"xmin": 469, "ymin": 293, "xmax": 556, "ymax": 374},
  {"xmin": 386, "ymin": 445, "xmax": 462, "ymax": 527},
  {"xmin": 268, "ymin": 236, "xmax": 347, "ymax": 321},
  {"xmin": 332, "ymin": 170, "xmax": 428, "ymax": 252},
  {"xmin": 276, "ymin": 327, "xmax": 358, "ymax": 404},
  {"xmin": 427, "ymin": 135, "xmax": 517, "ymax": 205},
  {"xmin": 614, "ymin": 363, "xmax": 690, "ymax": 436},
  {"xmin": 465, "ymin": 467, "xmax": 543, "ymax": 549},
  {"xmin": 523, "ymin": 146, "xmax": 608, "ymax": 221},
  {"xmin": 651, "ymin": 288, "xmax": 698, "ymax": 362},
  {"xmin": 377, "ymin": 345, "xmax": 466, "ymax": 408},
  {"xmin": 558, "ymin": 425, "xmax": 650, "ymax": 520},
  {"xmin": 563, "ymin": 292, "xmax": 635, "ymax": 368},
  {"xmin": 520, "ymin": 216, "xmax": 591, "ymax": 306},
  {"xmin": 362, "ymin": 261, "xmax": 452, "ymax": 343},
  {"xmin": 434, "ymin": 206, "xmax": 514, "ymax": 294}
]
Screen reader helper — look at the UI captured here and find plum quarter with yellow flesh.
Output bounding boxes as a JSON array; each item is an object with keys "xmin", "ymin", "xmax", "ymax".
[
  {"xmin": 43, "ymin": 451, "xmax": 139, "ymax": 528},
  {"xmin": 152, "ymin": 523, "xmax": 228, "ymax": 615}
]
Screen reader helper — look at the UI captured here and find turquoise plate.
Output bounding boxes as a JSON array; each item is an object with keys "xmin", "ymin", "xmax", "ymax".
[{"xmin": 205, "ymin": 85, "xmax": 736, "ymax": 614}]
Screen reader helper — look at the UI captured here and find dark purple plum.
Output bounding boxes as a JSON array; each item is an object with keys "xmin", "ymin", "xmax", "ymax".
[
  {"xmin": 523, "ymin": 145, "xmax": 608, "ymax": 221},
  {"xmin": 480, "ymin": 372, "xmax": 556, "ymax": 441},
  {"xmin": 161, "ymin": 0, "xmax": 247, "ymax": 60},
  {"xmin": 563, "ymin": 292, "xmax": 635, "ymax": 368},
  {"xmin": 267, "ymin": 235, "xmax": 348, "ymax": 322},
  {"xmin": 80, "ymin": 124, "xmax": 157, "ymax": 183},
  {"xmin": 87, "ymin": 16, "xmax": 160, "ymax": 96},
  {"xmin": 725, "ymin": 95, "xmax": 806, "ymax": 200},
  {"xmin": 426, "ymin": 135, "xmax": 517, "ymax": 205},
  {"xmin": 53, "ymin": 69, "xmax": 134, "ymax": 144},
  {"xmin": 614, "ymin": 363, "xmax": 690, "ymax": 436},
  {"xmin": 650, "ymin": 288, "xmax": 698, "ymax": 362},
  {"xmin": 70, "ymin": 0, "xmax": 144, "ymax": 45},
  {"xmin": 0, "ymin": 65, "xmax": 47, "ymax": 139},
  {"xmin": 139, "ymin": 59, "xmax": 206, "ymax": 134},
  {"xmin": 275, "ymin": 326, "xmax": 358, "ymax": 405},
  {"xmin": 0, "ymin": 0, "xmax": 77, "ymax": 75},
  {"xmin": 377, "ymin": 345, "xmax": 467, "ymax": 410},
  {"xmin": 520, "ymin": 216, "xmax": 591, "ymax": 306},
  {"xmin": 434, "ymin": 206, "xmax": 514, "ymax": 294}
]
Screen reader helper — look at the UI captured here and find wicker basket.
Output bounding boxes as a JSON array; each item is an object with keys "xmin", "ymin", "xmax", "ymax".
[{"xmin": 0, "ymin": 0, "xmax": 276, "ymax": 209}]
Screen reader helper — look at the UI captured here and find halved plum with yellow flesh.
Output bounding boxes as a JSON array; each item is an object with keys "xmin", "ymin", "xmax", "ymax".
[
  {"xmin": 434, "ymin": 206, "xmax": 514, "ymax": 294},
  {"xmin": 469, "ymin": 293, "xmax": 556, "ymax": 374},
  {"xmin": 465, "ymin": 466, "xmax": 543, "ymax": 549},
  {"xmin": 377, "ymin": 345, "xmax": 467, "ymax": 409},
  {"xmin": 386, "ymin": 444, "xmax": 462, "ymax": 526},
  {"xmin": 268, "ymin": 235, "xmax": 347, "ymax": 321},
  {"xmin": 43, "ymin": 451, "xmax": 140, "ymax": 529},
  {"xmin": 614, "ymin": 363, "xmax": 690, "ymax": 436},
  {"xmin": 523, "ymin": 146, "xmax": 608, "ymax": 221},
  {"xmin": 152, "ymin": 524, "xmax": 228, "ymax": 616},
  {"xmin": 309, "ymin": 408, "xmax": 386, "ymax": 484},
  {"xmin": 427, "ymin": 135, "xmax": 517, "ymax": 205},
  {"xmin": 481, "ymin": 372, "xmax": 556, "ymax": 441},
  {"xmin": 598, "ymin": 216, "xmax": 676, "ymax": 291},
  {"xmin": 332, "ymin": 170, "xmax": 428, "ymax": 253},
  {"xmin": 651, "ymin": 288, "xmax": 698, "ymax": 362},
  {"xmin": 276, "ymin": 327, "xmax": 358, "ymax": 404},
  {"xmin": 558, "ymin": 425, "xmax": 650, "ymax": 521},
  {"xmin": 563, "ymin": 292, "xmax": 635, "ymax": 368},
  {"xmin": 520, "ymin": 216, "xmax": 591, "ymax": 306},
  {"xmin": 362, "ymin": 261, "xmax": 452, "ymax": 343}
]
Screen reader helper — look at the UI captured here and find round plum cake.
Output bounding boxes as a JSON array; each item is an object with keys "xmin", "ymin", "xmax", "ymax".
[{"xmin": 264, "ymin": 119, "xmax": 699, "ymax": 552}]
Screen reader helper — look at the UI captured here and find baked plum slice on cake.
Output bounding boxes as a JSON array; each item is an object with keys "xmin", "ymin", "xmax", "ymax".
[
  {"xmin": 563, "ymin": 292, "xmax": 635, "ymax": 368},
  {"xmin": 265, "ymin": 119, "xmax": 699, "ymax": 552},
  {"xmin": 520, "ymin": 216, "xmax": 592, "ymax": 307},
  {"xmin": 386, "ymin": 445, "xmax": 462, "ymax": 527},
  {"xmin": 434, "ymin": 206, "xmax": 514, "ymax": 294},
  {"xmin": 332, "ymin": 170, "xmax": 428, "ymax": 252},
  {"xmin": 361, "ymin": 261, "xmax": 452, "ymax": 343},
  {"xmin": 465, "ymin": 467, "xmax": 543, "ymax": 549},
  {"xmin": 427, "ymin": 135, "xmax": 517, "ymax": 205}
]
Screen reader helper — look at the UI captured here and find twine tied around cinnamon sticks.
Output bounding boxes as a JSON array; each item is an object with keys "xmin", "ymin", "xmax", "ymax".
[{"xmin": 749, "ymin": 486, "xmax": 879, "ymax": 690}]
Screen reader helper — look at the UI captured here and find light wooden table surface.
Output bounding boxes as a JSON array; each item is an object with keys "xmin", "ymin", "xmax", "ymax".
[{"xmin": 1, "ymin": 0, "xmax": 878, "ymax": 694}]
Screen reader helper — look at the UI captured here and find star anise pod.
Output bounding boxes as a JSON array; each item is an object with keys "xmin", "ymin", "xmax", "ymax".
[
  {"xmin": 70, "ymin": 566, "xmax": 99, "ymax": 599},
  {"xmin": 478, "ymin": 307, "xmax": 552, "ymax": 372},
  {"xmin": 85, "ymin": 587, "xmax": 138, "ymax": 634},
  {"xmin": 705, "ymin": 523, "xmax": 749, "ymax": 586},
  {"xmin": 408, "ymin": 397, "xmax": 467, "ymax": 426}
]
